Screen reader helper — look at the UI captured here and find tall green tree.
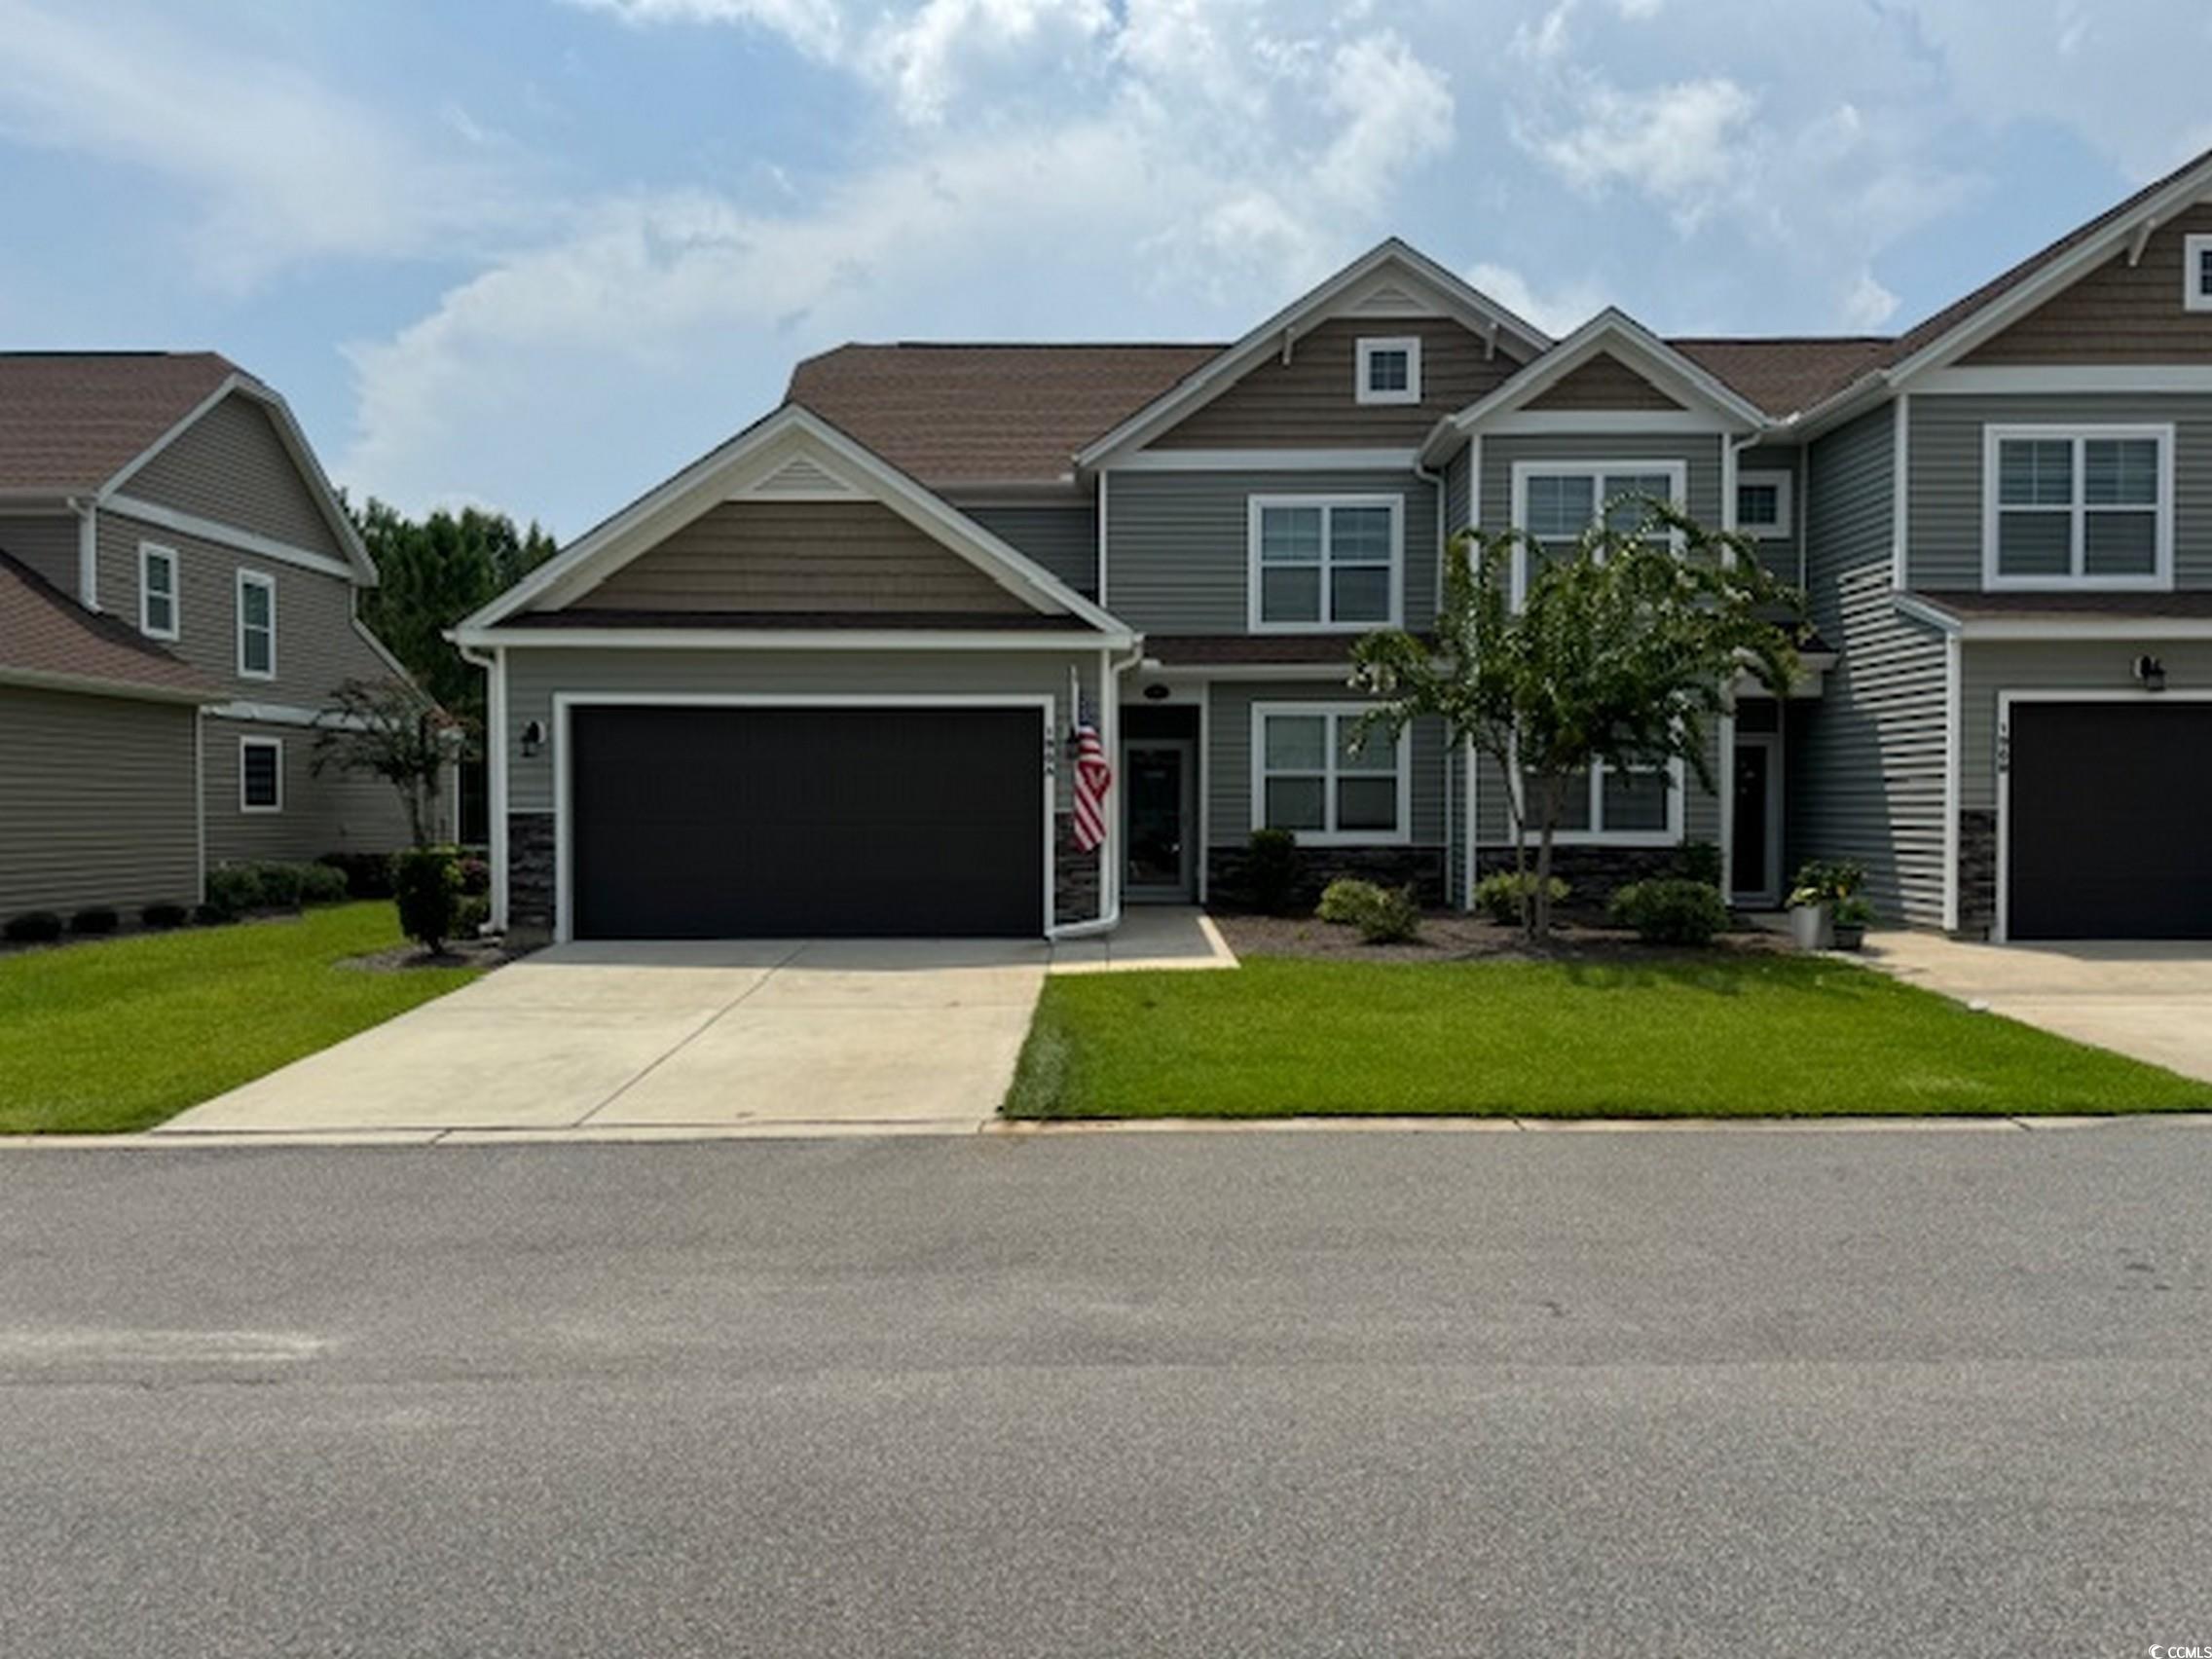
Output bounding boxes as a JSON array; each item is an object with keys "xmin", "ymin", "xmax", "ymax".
[
  {"xmin": 349, "ymin": 498, "xmax": 558, "ymax": 718},
  {"xmin": 1351, "ymin": 499, "xmax": 1802, "ymax": 937}
]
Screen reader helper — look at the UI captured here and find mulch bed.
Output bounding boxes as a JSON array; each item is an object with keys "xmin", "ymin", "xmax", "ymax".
[
  {"xmin": 1211, "ymin": 910, "xmax": 1795, "ymax": 964},
  {"xmin": 340, "ymin": 937, "xmax": 534, "ymax": 974}
]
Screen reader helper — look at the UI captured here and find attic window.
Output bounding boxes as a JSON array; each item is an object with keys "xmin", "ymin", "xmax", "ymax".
[
  {"xmin": 2187, "ymin": 235, "xmax": 2212, "ymax": 313},
  {"xmin": 1355, "ymin": 337, "xmax": 1420, "ymax": 406}
]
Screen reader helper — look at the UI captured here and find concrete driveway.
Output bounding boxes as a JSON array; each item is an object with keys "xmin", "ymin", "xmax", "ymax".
[
  {"xmin": 158, "ymin": 939, "xmax": 1049, "ymax": 1139},
  {"xmin": 1861, "ymin": 933, "xmax": 2212, "ymax": 1084}
]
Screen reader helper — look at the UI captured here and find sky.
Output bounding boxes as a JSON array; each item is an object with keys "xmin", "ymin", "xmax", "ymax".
[{"xmin": 1, "ymin": 0, "xmax": 2208, "ymax": 539}]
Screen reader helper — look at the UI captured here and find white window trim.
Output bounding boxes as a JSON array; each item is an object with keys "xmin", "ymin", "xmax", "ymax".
[
  {"xmin": 137, "ymin": 541, "xmax": 179, "ymax": 641},
  {"xmin": 2186, "ymin": 234, "xmax": 2212, "ymax": 313},
  {"xmin": 237, "ymin": 569, "xmax": 277, "ymax": 680},
  {"xmin": 1355, "ymin": 336, "xmax": 1421, "ymax": 406},
  {"xmin": 1531, "ymin": 758, "xmax": 1687, "ymax": 849},
  {"xmin": 1979, "ymin": 424, "xmax": 2174, "ymax": 592},
  {"xmin": 1249, "ymin": 701, "xmax": 1413, "ymax": 848},
  {"xmin": 1506, "ymin": 459, "xmax": 1689, "ymax": 608},
  {"xmin": 1246, "ymin": 494, "xmax": 1405, "ymax": 634},
  {"xmin": 1735, "ymin": 469, "xmax": 1792, "ymax": 541},
  {"xmin": 238, "ymin": 736, "xmax": 283, "ymax": 814}
]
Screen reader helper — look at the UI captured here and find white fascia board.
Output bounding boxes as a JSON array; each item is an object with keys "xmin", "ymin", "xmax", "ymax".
[
  {"xmin": 1919, "ymin": 365, "xmax": 2212, "ymax": 394},
  {"xmin": 0, "ymin": 665, "xmax": 216, "ymax": 705},
  {"xmin": 1112, "ymin": 448, "xmax": 1424, "ymax": 472},
  {"xmin": 1442, "ymin": 309, "xmax": 1772, "ymax": 437},
  {"xmin": 454, "ymin": 626, "xmax": 1138, "ymax": 651},
  {"xmin": 1139, "ymin": 661, "xmax": 1362, "ymax": 682},
  {"xmin": 1892, "ymin": 592, "xmax": 1966, "ymax": 634},
  {"xmin": 1886, "ymin": 151, "xmax": 2212, "ymax": 387},
  {"xmin": 105, "ymin": 496, "xmax": 355, "ymax": 581},
  {"xmin": 1075, "ymin": 240, "xmax": 1552, "ymax": 469},
  {"xmin": 1963, "ymin": 617, "xmax": 2212, "ymax": 641},
  {"xmin": 462, "ymin": 405, "xmax": 1130, "ymax": 639}
]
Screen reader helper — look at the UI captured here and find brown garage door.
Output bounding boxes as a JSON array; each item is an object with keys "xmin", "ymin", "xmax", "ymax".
[
  {"xmin": 2008, "ymin": 701, "xmax": 2212, "ymax": 940},
  {"xmin": 570, "ymin": 704, "xmax": 1044, "ymax": 939}
]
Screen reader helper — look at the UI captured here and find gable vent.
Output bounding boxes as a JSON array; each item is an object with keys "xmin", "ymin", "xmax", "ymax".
[
  {"xmin": 1348, "ymin": 280, "xmax": 1438, "ymax": 318},
  {"xmin": 746, "ymin": 455, "xmax": 854, "ymax": 498}
]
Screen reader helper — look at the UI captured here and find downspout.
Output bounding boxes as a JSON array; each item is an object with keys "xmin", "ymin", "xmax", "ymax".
[
  {"xmin": 67, "ymin": 496, "xmax": 98, "ymax": 609},
  {"xmin": 1049, "ymin": 638, "xmax": 1146, "ymax": 940},
  {"xmin": 1415, "ymin": 459, "xmax": 1456, "ymax": 905},
  {"xmin": 457, "ymin": 642, "xmax": 505, "ymax": 933}
]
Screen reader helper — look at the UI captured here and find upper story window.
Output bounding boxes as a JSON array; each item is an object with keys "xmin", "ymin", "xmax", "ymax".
[
  {"xmin": 1355, "ymin": 337, "xmax": 1421, "ymax": 406},
  {"xmin": 1248, "ymin": 495, "xmax": 1403, "ymax": 631},
  {"xmin": 1250, "ymin": 703, "xmax": 1409, "ymax": 846},
  {"xmin": 2186, "ymin": 234, "xmax": 2212, "ymax": 312},
  {"xmin": 1735, "ymin": 470, "xmax": 1791, "ymax": 539},
  {"xmin": 237, "ymin": 569, "xmax": 276, "ymax": 679},
  {"xmin": 138, "ymin": 542, "xmax": 179, "ymax": 641},
  {"xmin": 1508, "ymin": 460, "xmax": 1688, "ymax": 606},
  {"xmin": 1983, "ymin": 424, "xmax": 2172, "ymax": 590}
]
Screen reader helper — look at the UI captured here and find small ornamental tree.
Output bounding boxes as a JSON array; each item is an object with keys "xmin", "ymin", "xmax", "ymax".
[
  {"xmin": 1351, "ymin": 498, "xmax": 1802, "ymax": 938},
  {"xmin": 312, "ymin": 679, "xmax": 468, "ymax": 848}
]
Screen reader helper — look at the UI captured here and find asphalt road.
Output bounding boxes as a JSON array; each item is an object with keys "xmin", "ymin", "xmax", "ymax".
[{"xmin": 3, "ymin": 1127, "xmax": 2209, "ymax": 1657}]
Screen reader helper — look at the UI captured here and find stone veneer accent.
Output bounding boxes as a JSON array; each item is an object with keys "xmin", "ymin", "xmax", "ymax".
[
  {"xmin": 1955, "ymin": 808, "xmax": 1997, "ymax": 939},
  {"xmin": 1207, "ymin": 845, "xmax": 1447, "ymax": 911},
  {"xmin": 1054, "ymin": 814, "xmax": 1102, "ymax": 927},
  {"xmin": 506, "ymin": 811, "xmax": 556, "ymax": 938},
  {"xmin": 1473, "ymin": 845, "xmax": 1692, "ymax": 912}
]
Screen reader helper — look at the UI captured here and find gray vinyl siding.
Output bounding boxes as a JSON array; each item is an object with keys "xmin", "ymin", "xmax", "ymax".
[
  {"xmin": 1103, "ymin": 468, "xmax": 1440, "ymax": 635},
  {"xmin": 1958, "ymin": 639, "xmax": 2212, "ymax": 813},
  {"xmin": 94, "ymin": 508, "xmax": 391, "ymax": 709},
  {"xmin": 1151, "ymin": 317, "xmax": 1521, "ymax": 450},
  {"xmin": 502, "ymin": 646, "xmax": 1102, "ymax": 816},
  {"xmin": 1788, "ymin": 403, "xmax": 1949, "ymax": 926},
  {"xmin": 958, "ymin": 501, "xmax": 1097, "ymax": 596},
  {"xmin": 1907, "ymin": 393, "xmax": 2212, "ymax": 589},
  {"xmin": 128, "ymin": 390, "xmax": 347, "ymax": 560},
  {"xmin": 0, "ymin": 514, "xmax": 83, "ymax": 598},
  {"xmin": 1735, "ymin": 444, "xmax": 1801, "ymax": 584},
  {"xmin": 1443, "ymin": 446, "xmax": 1473, "ymax": 536},
  {"xmin": 0, "ymin": 686, "xmax": 202, "ymax": 917},
  {"xmin": 569, "ymin": 499, "xmax": 1028, "ymax": 614},
  {"xmin": 1204, "ymin": 680, "xmax": 1446, "ymax": 851},
  {"xmin": 1478, "ymin": 432, "xmax": 1725, "ymax": 534},
  {"xmin": 203, "ymin": 715, "xmax": 413, "ymax": 865}
]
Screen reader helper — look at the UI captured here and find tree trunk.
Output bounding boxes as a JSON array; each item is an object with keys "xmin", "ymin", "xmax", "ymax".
[{"xmin": 1532, "ymin": 773, "xmax": 1563, "ymax": 939}]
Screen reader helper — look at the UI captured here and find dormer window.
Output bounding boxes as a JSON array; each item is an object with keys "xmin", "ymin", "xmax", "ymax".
[
  {"xmin": 2186, "ymin": 235, "xmax": 2212, "ymax": 313},
  {"xmin": 1355, "ymin": 337, "xmax": 1420, "ymax": 406}
]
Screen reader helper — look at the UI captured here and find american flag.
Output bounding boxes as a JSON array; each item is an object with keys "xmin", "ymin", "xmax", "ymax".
[{"xmin": 1071, "ymin": 703, "xmax": 1112, "ymax": 853}]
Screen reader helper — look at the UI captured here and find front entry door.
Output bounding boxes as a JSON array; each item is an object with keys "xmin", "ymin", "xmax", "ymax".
[
  {"xmin": 1124, "ymin": 740, "xmax": 1195, "ymax": 902},
  {"xmin": 1731, "ymin": 735, "xmax": 1783, "ymax": 906}
]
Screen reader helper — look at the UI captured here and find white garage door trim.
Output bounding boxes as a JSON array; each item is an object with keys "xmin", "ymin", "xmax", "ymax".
[
  {"xmin": 1994, "ymin": 686, "xmax": 2212, "ymax": 943},
  {"xmin": 551, "ymin": 691, "xmax": 1056, "ymax": 944}
]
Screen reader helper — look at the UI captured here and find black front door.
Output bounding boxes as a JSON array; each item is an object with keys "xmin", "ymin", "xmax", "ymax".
[
  {"xmin": 1731, "ymin": 740, "xmax": 1776, "ymax": 903},
  {"xmin": 1124, "ymin": 742, "xmax": 1192, "ymax": 899}
]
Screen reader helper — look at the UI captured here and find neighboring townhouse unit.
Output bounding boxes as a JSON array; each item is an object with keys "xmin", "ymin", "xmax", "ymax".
[
  {"xmin": 458, "ymin": 148, "xmax": 2212, "ymax": 945},
  {"xmin": 0, "ymin": 353, "xmax": 414, "ymax": 919}
]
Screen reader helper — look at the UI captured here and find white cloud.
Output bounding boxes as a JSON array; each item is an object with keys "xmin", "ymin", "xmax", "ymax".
[
  {"xmin": 1462, "ymin": 261, "xmax": 1610, "ymax": 339},
  {"xmin": 1312, "ymin": 32, "xmax": 1456, "ymax": 204},
  {"xmin": 1523, "ymin": 75, "xmax": 1758, "ymax": 227},
  {"xmin": 1840, "ymin": 272, "xmax": 1900, "ymax": 330},
  {"xmin": 0, "ymin": 0, "xmax": 524, "ymax": 287}
]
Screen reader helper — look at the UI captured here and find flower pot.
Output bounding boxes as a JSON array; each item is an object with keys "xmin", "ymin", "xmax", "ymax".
[
  {"xmin": 1831, "ymin": 923, "xmax": 1865, "ymax": 951},
  {"xmin": 1789, "ymin": 902, "xmax": 1833, "ymax": 951}
]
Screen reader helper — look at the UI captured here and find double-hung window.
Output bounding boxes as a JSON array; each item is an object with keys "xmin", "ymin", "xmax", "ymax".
[
  {"xmin": 1983, "ymin": 425, "xmax": 2172, "ymax": 588},
  {"xmin": 237, "ymin": 570, "xmax": 276, "ymax": 679},
  {"xmin": 1249, "ymin": 495, "xmax": 1402, "ymax": 630},
  {"xmin": 138, "ymin": 543, "xmax": 179, "ymax": 641},
  {"xmin": 1509, "ymin": 461, "xmax": 1687, "ymax": 606},
  {"xmin": 1251, "ymin": 704, "xmax": 1409, "ymax": 846},
  {"xmin": 1537, "ymin": 759, "xmax": 1681, "ymax": 845},
  {"xmin": 240, "ymin": 737, "xmax": 283, "ymax": 813}
]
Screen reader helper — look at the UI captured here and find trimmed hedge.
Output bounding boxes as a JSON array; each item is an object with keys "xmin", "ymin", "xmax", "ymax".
[
  {"xmin": 69, "ymin": 906, "xmax": 120, "ymax": 937},
  {"xmin": 141, "ymin": 902, "xmax": 192, "ymax": 931},
  {"xmin": 205, "ymin": 860, "xmax": 361, "ymax": 920},
  {"xmin": 1609, "ymin": 879, "xmax": 1730, "ymax": 946},
  {"xmin": 3, "ymin": 911, "xmax": 65, "ymax": 945}
]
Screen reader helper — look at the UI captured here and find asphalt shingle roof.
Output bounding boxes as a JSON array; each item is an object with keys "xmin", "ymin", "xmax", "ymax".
[
  {"xmin": 0, "ymin": 549, "xmax": 219, "ymax": 698},
  {"xmin": 0, "ymin": 351, "xmax": 240, "ymax": 495}
]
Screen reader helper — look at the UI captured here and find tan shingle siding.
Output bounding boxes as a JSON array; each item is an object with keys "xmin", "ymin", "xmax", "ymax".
[
  {"xmin": 1526, "ymin": 352, "xmax": 1684, "ymax": 411},
  {"xmin": 127, "ymin": 390, "xmax": 346, "ymax": 558},
  {"xmin": 1963, "ymin": 206, "xmax": 2212, "ymax": 365}
]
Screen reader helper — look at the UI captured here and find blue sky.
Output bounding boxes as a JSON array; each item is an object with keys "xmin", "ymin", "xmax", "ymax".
[{"xmin": 1, "ymin": 0, "xmax": 2206, "ymax": 537}]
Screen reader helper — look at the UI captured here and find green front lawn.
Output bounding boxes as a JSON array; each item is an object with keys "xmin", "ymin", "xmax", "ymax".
[
  {"xmin": 1007, "ymin": 954, "xmax": 2211, "ymax": 1119},
  {"xmin": 0, "ymin": 903, "xmax": 483, "ymax": 1134}
]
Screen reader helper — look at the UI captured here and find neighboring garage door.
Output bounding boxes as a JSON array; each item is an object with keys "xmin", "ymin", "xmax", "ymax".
[
  {"xmin": 2007, "ymin": 701, "xmax": 2212, "ymax": 940},
  {"xmin": 569, "ymin": 704, "xmax": 1045, "ymax": 939}
]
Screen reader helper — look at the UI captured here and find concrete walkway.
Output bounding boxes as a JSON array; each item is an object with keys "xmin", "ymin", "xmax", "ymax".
[
  {"xmin": 1049, "ymin": 905, "xmax": 1238, "ymax": 975},
  {"xmin": 1858, "ymin": 932, "xmax": 2212, "ymax": 1084},
  {"xmin": 159, "ymin": 938, "xmax": 1050, "ymax": 1139}
]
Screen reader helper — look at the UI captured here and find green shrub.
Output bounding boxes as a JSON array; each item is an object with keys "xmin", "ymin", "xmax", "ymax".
[
  {"xmin": 1676, "ymin": 839, "xmax": 1723, "ymax": 887},
  {"xmin": 1834, "ymin": 895, "xmax": 1877, "ymax": 929},
  {"xmin": 296, "ymin": 863, "xmax": 350, "ymax": 905},
  {"xmin": 1316, "ymin": 878, "xmax": 1385, "ymax": 925},
  {"xmin": 457, "ymin": 856, "xmax": 492, "ymax": 898},
  {"xmin": 393, "ymin": 846, "xmax": 463, "ymax": 953},
  {"xmin": 203, "ymin": 864, "xmax": 264, "ymax": 919},
  {"xmin": 140, "ymin": 902, "xmax": 191, "ymax": 931},
  {"xmin": 3, "ymin": 910, "xmax": 64, "ymax": 944},
  {"xmin": 1609, "ymin": 879, "xmax": 1730, "ymax": 946},
  {"xmin": 1244, "ymin": 828, "xmax": 1304, "ymax": 915},
  {"xmin": 252, "ymin": 862, "xmax": 305, "ymax": 909},
  {"xmin": 1788, "ymin": 859, "xmax": 1864, "ymax": 907},
  {"xmin": 1352, "ymin": 884, "xmax": 1422, "ymax": 944},
  {"xmin": 456, "ymin": 895, "xmax": 491, "ymax": 939},
  {"xmin": 1472, "ymin": 870, "xmax": 1571, "ymax": 926},
  {"xmin": 319, "ymin": 851, "xmax": 395, "ymax": 900},
  {"xmin": 69, "ymin": 906, "xmax": 119, "ymax": 936}
]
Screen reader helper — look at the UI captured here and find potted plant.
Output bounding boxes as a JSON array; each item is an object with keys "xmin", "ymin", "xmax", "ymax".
[
  {"xmin": 1787, "ymin": 859, "xmax": 1864, "ymax": 951},
  {"xmin": 1831, "ymin": 895, "xmax": 1875, "ymax": 951}
]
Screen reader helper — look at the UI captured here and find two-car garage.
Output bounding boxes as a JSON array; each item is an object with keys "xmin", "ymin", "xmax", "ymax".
[{"xmin": 565, "ymin": 702, "xmax": 1050, "ymax": 940}]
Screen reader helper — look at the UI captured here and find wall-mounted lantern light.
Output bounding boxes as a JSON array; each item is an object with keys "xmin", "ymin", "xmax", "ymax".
[
  {"xmin": 2135, "ymin": 654, "xmax": 2167, "ymax": 694},
  {"xmin": 520, "ymin": 719, "xmax": 547, "ymax": 758}
]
